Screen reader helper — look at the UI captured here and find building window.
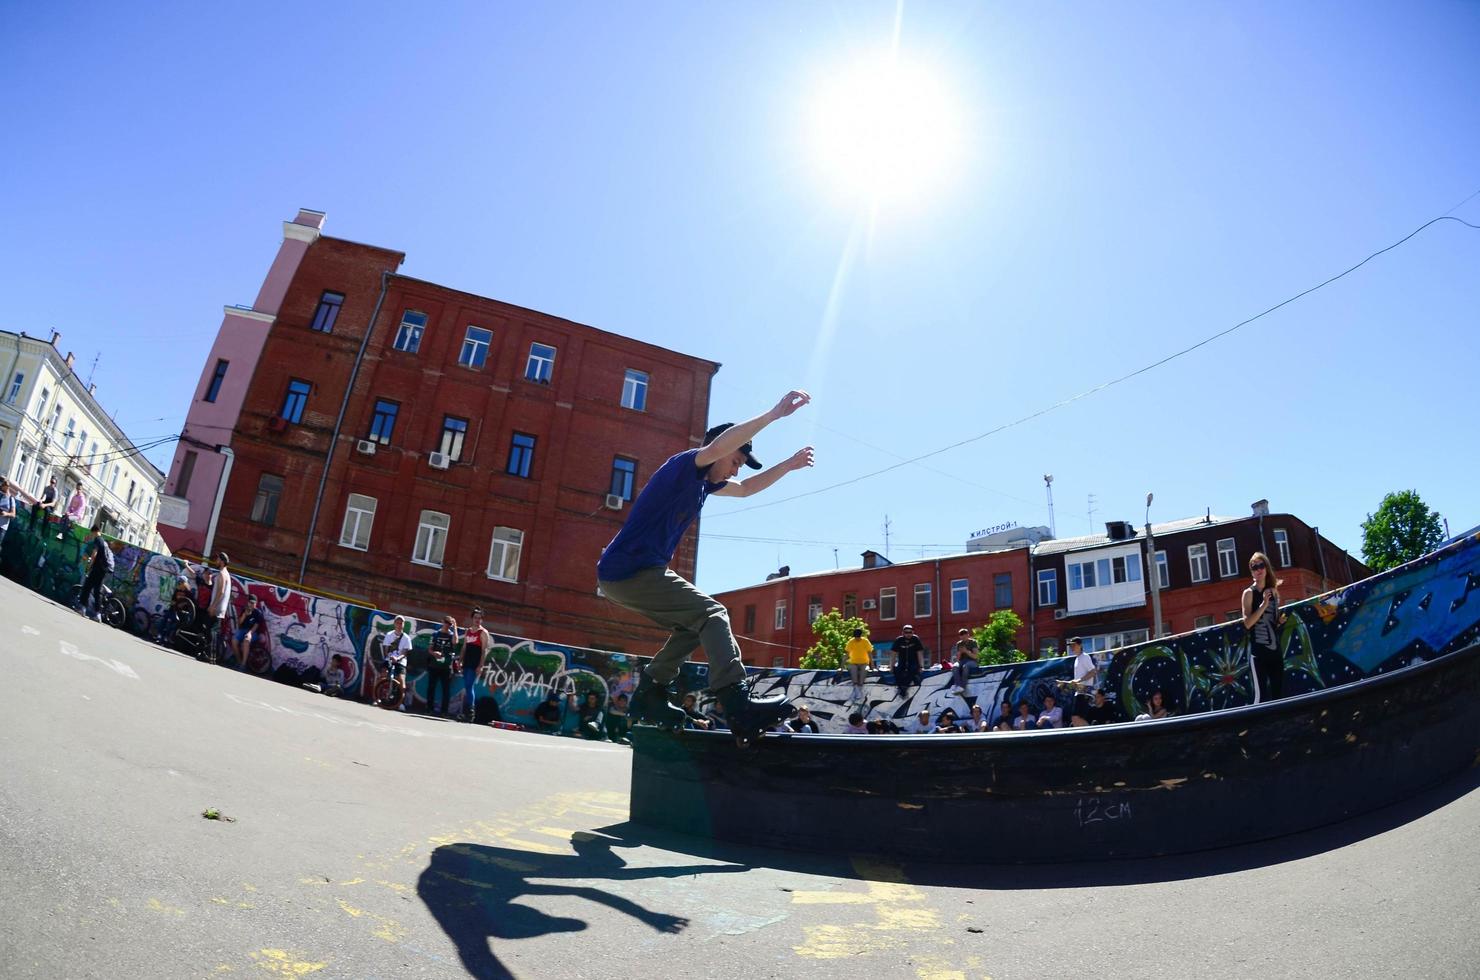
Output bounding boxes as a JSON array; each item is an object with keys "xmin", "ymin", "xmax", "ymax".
[
  {"xmin": 949, "ymin": 578, "xmax": 969, "ymax": 614},
  {"xmin": 412, "ymin": 511, "xmax": 450, "ymax": 567},
  {"xmin": 126, "ymin": 479, "xmax": 137, "ymax": 508},
  {"xmin": 203, "ymin": 359, "xmax": 229, "ymax": 403},
  {"xmin": 843, "ymin": 592, "xmax": 858, "ymax": 618},
  {"xmin": 1112, "ymin": 554, "xmax": 1143, "ymax": 584},
  {"xmin": 743, "ymin": 605, "xmax": 756, "ymax": 633},
  {"xmin": 63, "ymin": 417, "xmax": 76, "ymax": 452},
  {"xmin": 487, "ymin": 526, "xmax": 524, "ymax": 582},
  {"xmin": 774, "ymin": 599, "xmax": 787, "ymax": 630},
  {"xmin": 507, "ymin": 432, "xmax": 536, "ymax": 478},
  {"xmin": 1216, "ymin": 538, "xmax": 1238, "ymax": 578},
  {"xmin": 1194, "ymin": 615, "xmax": 1216, "ymax": 629},
  {"xmin": 281, "ymin": 379, "xmax": 310, "ymax": 424},
  {"xmin": 1188, "ymin": 544, "xmax": 1210, "ymax": 583},
  {"xmin": 621, "ymin": 369, "xmax": 648, "ymax": 411},
  {"xmin": 525, "ymin": 342, "xmax": 556, "ymax": 383},
  {"xmin": 1155, "ymin": 550, "xmax": 1169, "ymax": 589},
  {"xmin": 439, "ymin": 416, "xmax": 468, "ymax": 462},
  {"xmin": 35, "ymin": 386, "xmax": 50, "ymax": 420},
  {"xmin": 808, "ymin": 596, "xmax": 823, "ymax": 624},
  {"xmin": 1273, "ymin": 529, "xmax": 1291, "ymax": 567},
  {"xmin": 393, "ymin": 310, "xmax": 427, "ymax": 353},
  {"xmin": 1036, "ymin": 569, "xmax": 1057, "ymax": 606},
  {"xmin": 366, "ymin": 399, "xmax": 399, "ymax": 444},
  {"xmin": 914, "ymin": 583, "xmax": 932, "ymax": 618},
  {"xmin": 338, "ymin": 493, "xmax": 377, "ymax": 550},
  {"xmin": 6, "ymin": 372, "xmax": 23, "ymax": 404},
  {"xmin": 879, "ymin": 587, "xmax": 897, "ymax": 621},
  {"xmin": 176, "ymin": 450, "xmax": 198, "ymax": 496},
  {"xmin": 311, "ymin": 291, "xmax": 344, "ymax": 333},
  {"xmin": 459, "ymin": 326, "xmax": 493, "ymax": 368},
  {"xmin": 994, "ymin": 573, "xmax": 1013, "ymax": 608},
  {"xmin": 610, "ymin": 457, "xmax": 637, "ymax": 500},
  {"xmin": 250, "ymin": 473, "xmax": 283, "ymax": 525},
  {"xmin": 1068, "ymin": 560, "xmax": 1098, "ymax": 591},
  {"xmin": 49, "ymin": 404, "xmax": 63, "ymax": 433}
]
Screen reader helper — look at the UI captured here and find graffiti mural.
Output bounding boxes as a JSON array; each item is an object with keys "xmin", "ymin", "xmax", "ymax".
[{"xmin": 6, "ymin": 515, "xmax": 1479, "ymax": 738}]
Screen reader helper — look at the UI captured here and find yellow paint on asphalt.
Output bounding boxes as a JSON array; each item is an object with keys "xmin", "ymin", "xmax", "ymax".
[
  {"xmin": 147, "ymin": 898, "xmax": 186, "ymax": 916},
  {"xmin": 335, "ymin": 897, "xmax": 407, "ymax": 942},
  {"xmin": 248, "ymin": 948, "xmax": 327, "ymax": 975},
  {"xmin": 791, "ymin": 858, "xmax": 985, "ymax": 978}
]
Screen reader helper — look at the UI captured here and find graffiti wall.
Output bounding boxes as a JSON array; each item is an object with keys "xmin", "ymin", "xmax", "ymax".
[{"xmin": 5, "ymin": 512, "xmax": 1478, "ymax": 737}]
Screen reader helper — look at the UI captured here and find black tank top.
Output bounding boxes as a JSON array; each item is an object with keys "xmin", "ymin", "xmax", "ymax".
[{"xmin": 1247, "ymin": 586, "xmax": 1279, "ymax": 650}]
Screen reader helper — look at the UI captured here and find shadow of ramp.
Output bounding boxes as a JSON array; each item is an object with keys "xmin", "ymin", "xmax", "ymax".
[{"xmin": 417, "ymin": 827, "xmax": 748, "ymax": 979}]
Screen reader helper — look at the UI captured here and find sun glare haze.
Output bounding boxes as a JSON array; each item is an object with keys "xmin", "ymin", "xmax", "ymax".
[{"xmin": 807, "ymin": 51, "xmax": 966, "ymax": 210}]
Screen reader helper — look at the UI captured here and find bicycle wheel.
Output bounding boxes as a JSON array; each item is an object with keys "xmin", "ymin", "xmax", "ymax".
[
  {"xmin": 373, "ymin": 677, "xmax": 394, "ymax": 707},
  {"xmin": 128, "ymin": 606, "xmax": 151, "ymax": 635},
  {"xmin": 102, "ymin": 597, "xmax": 127, "ymax": 629},
  {"xmin": 172, "ymin": 593, "xmax": 198, "ymax": 623}
]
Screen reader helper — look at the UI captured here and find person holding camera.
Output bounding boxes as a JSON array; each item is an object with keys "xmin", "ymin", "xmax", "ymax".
[{"xmin": 1241, "ymin": 551, "xmax": 1288, "ymax": 702}]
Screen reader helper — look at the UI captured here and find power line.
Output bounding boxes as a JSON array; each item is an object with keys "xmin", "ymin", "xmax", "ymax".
[{"xmin": 709, "ymin": 209, "xmax": 1480, "ymax": 520}]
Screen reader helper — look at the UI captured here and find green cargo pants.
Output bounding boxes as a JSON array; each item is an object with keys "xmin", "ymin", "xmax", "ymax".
[{"xmin": 598, "ymin": 567, "xmax": 746, "ymax": 692}]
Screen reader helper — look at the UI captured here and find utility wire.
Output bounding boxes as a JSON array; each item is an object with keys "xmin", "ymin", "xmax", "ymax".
[{"xmin": 708, "ymin": 209, "xmax": 1480, "ymax": 520}]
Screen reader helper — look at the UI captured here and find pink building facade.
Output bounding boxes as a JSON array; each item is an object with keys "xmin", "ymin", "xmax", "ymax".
[{"xmin": 158, "ymin": 209, "xmax": 375, "ymax": 555}]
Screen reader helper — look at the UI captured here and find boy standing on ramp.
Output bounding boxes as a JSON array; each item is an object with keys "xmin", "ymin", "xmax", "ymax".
[{"xmin": 598, "ymin": 390, "xmax": 815, "ymax": 733}]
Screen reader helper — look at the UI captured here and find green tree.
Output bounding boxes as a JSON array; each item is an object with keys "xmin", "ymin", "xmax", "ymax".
[
  {"xmin": 1360, "ymin": 490, "xmax": 1444, "ymax": 572},
  {"xmin": 799, "ymin": 609, "xmax": 870, "ymax": 669},
  {"xmin": 971, "ymin": 609, "xmax": 1027, "ymax": 667}
]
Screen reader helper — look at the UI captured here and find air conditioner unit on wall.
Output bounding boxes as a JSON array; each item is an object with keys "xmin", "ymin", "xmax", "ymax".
[
  {"xmin": 604, "ymin": 493, "xmax": 625, "ymax": 510},
  {"xmin": 427, "ymin": 451, "xmax": 450, "ymax": 470},
  {"xmin": 356, "ymin": 439, "xmax": 377, "ymax": 456},
  {"xmin": 862, "ymin": 598, "xmax": 878, "ymax": 610},
  {"xmin": 1053, "ymin": 608, "xmax": 1067, "ymax": 620}
]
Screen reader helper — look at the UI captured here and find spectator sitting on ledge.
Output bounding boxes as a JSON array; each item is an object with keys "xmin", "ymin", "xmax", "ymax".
[
  {"xmin": 1013, "ymin": 700, "xmax": 1036, "ymax": 730},
  {"xmin": 1084, "ymin": 688, "xmax": 1117, "ymax": 725},
  {"xmin": 933, "ymin": 707, "xmax": 962, "ymax": 733},
  {"xmin": 907, "ymin": 708, "xmax": 933, "ymax": 734},
  {"xmin": 579, "ymin": 692, "xmax": 606, "ymax": 740},
  {"xmin": 788, "ymin": 706, "xmax": 820, "ymax": 734},
  {"xmin": 533, "ymin": 693, "xmax": 563, "ymax": 733},
  {"xmin": 1135, "ymin": 689, "xmax": 1171, "ymax": 722},
  {"xmin": 1036, "ymin": 693, "xmax": 1064, "ymax": 729},
  {"xmin": 843, "ymin": 711, "xmax": 868, "ymax": 734},
  {"xmin": 681, "ymin": 692, "xmax": 712, "ymax": 730}
]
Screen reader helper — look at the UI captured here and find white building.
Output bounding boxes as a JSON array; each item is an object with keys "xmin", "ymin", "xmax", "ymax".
[{"xmin": 0, "ymin": 330, "xmax": 166, "ymax": 550}]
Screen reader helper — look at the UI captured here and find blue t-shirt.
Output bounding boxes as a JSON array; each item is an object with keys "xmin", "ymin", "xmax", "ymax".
[{"xmin": 597, "ymin": 449, "xmax": 727, "ymax": 582}]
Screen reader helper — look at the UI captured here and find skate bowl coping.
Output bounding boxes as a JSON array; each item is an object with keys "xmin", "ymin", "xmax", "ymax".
[{"xmin": 628, "ymin": 637, "xmax": 1480, "ymax": 863}]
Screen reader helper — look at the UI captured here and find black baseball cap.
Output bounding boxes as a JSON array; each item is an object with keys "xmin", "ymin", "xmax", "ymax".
[{"xmin": 703, "ymin": 423, "xmax": 762, "ymax": 470}]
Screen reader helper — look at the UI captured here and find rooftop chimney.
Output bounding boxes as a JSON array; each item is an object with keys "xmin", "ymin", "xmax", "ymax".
[
  {"xmin": 292, "ymin": 208, "xmax": 327, "ymax": 231},
  {"xmin": 49, "ymin": 330, "xmax": 60, "ymax": 346},
  {"xmin": 1105, "ymin": 520, "xmax": 1134, "ymax": 541},
  {"xmin": 64, "ymin": 351, "xmax": 75, "ymax": 371},
  {"xmin": 1251, "ymin": 499, "xmax": 1270, "ymax": 517},
  {"xmin": 88, "ymin": 383, "xmax": 97, "ymax": 396}
]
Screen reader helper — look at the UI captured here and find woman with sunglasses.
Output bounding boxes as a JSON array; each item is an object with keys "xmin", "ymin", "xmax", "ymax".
[{"xmin": 1240, "ymin": 551, "xmax": 1287, "ymax": 702}]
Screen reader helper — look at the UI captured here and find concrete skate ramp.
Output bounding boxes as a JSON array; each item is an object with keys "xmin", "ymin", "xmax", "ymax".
[{"xmin": 630, "ymin": 638, "xmax": 1480, "ymax": 863}]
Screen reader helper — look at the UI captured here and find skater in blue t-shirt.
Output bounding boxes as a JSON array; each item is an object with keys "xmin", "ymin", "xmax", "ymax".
[{"xmin": 598, "ymin": 389, "xmax": 814, "ymax": 734}]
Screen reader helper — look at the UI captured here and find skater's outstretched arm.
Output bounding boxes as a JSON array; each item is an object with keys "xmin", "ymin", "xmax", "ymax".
[
  {"xmin": 711, "ymin": 446, "xmax": 814, "ymax": 497},
  {"xmin": 695, "ymin": 389, "xmax": 810, "ymax": 469}
]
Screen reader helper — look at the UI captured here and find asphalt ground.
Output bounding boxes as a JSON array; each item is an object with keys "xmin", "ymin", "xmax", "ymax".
[{"xmin": 3, "ymin": 571, "xmax": 1479, "ymax": 980}]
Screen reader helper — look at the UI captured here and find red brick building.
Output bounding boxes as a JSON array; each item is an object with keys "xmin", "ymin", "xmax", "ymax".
[
  {"xmin": 714, "ymin": 549, "xmax": 1033, "ymax": 669},
  {"xmin": 173, "ymin": 220, "xmax": 718, "ymax": 650},
  {"xmin": 1029, "ymin": 504, "xmax": 1367, "ymax": 658}
]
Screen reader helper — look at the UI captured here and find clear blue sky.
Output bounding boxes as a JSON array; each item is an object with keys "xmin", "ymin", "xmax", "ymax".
[{"xmin": 2, "ymin": 1, "xmax": 1476, "ymax": 595}]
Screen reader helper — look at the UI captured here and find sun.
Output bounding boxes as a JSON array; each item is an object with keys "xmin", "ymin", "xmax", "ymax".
[{"xmin": 807, "ymin": 52, "xmax": 964, "ymax": 209}]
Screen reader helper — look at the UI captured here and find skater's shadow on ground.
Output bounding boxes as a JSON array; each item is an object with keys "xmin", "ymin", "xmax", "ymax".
[{"xmin": 417, "ymin": 827, "xmax": 747, "ymax": 980}]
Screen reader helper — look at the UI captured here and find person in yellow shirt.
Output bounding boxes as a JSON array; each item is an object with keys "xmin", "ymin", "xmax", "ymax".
[{"xmin": 844, "ymin": 627, "xmax": 873, "ymax": 704}]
